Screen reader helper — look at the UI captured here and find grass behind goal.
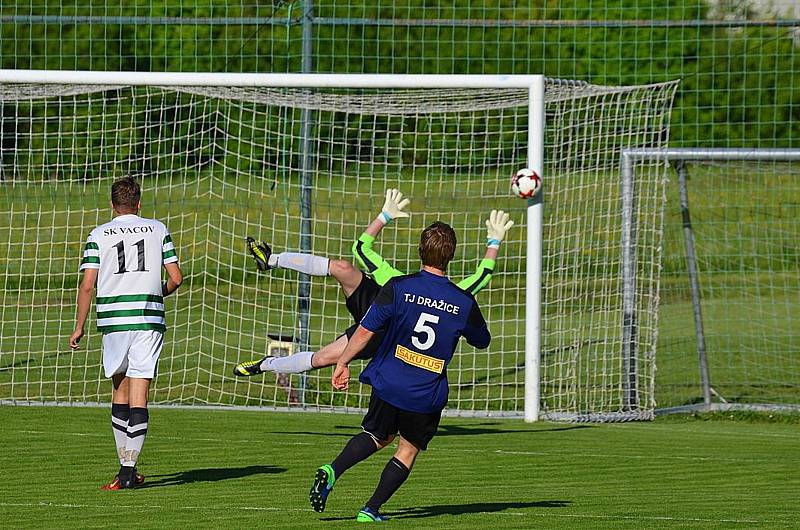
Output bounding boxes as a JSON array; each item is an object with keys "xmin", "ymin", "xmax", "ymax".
[
  {"xmin": 1, "ymin": 406, "xmax": 798, "ymax": 529},
  {"xmin": 0, "ymin": 171, "xmax": 529, "ymax": 410},
  {"xmin": 3, "ymin": 161, "xmax": 800, "ymax": 411}
]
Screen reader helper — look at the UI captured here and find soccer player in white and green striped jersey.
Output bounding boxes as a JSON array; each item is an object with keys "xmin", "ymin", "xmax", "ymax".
[{"xmin": 69, "ymin": 176, "xmax": 183, "ymax": 490}]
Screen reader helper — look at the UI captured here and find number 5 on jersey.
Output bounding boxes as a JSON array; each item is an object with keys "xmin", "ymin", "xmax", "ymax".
[{"xmin": 412, "ymin": 312, "xmax": 439, "ymax": 351}]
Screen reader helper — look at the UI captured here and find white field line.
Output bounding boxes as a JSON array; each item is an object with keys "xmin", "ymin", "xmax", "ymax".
[
  {"xmin": 0, "ymin": 501, "xmax": 775, "ymax": 525},
  {"xmin": 0, "ymin": 502, "xmax": 317, "ymax": 513},
  {"xmin": 605, "ymin": 423, "xmax": 799, "ymax": 439},
  {"xmin": 14, "ymin": 429, "xmax": 314, "ymax": 445},
  {"xmin": 486, "ymin": 449, "xmax": 773, "ymax": 463},
  {"xmin": 11, "ymin": 429, "xmax": 790, "ymax": 463}
]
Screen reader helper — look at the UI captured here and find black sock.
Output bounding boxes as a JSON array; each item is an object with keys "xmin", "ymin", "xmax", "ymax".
[
  {"xmin": 111, "ymin": 403, "xmax": 130, "ymax": 421},
  {"xmin": 118, "ymin": 464, "xmax": 135, "ymax": 481},
  {"xmin": 331, "ymin": 432, "xmax": 380, "ymax": 478},
  {"xmin": 366, "ymin": 457, "xmax": 410, "ymax": 512}
]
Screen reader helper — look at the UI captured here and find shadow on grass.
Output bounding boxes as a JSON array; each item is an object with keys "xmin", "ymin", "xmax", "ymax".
[
  {"xmin": 321, "ymin": 500, "xmax": 571, "ymax": 521},
  {"xmin": 436, "ymin": 424, "xmax": 591, "ymax": 436},
  {"xmin": 139, "ymin": 465, "xmax": 286, "ymax": 488},
  {"xmin": 269, "ymin": 423, "xmax": 591, "ymax": 438},
  {"xmin": 392, "ymin": 501, "xmax": 572, "ymax": 518},
  {"xmin": 0, "ymin": 351, "xmax": 59, "ymax": 372}
]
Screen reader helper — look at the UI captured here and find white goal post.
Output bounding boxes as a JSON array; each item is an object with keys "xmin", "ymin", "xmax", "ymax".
[
  {"xmin": 0, "ymin": 70, "xmax": 678, "ymax": 421},
  {"xmin": 624, "ymin": 148, "xmax": 800, "ymax": 414}
]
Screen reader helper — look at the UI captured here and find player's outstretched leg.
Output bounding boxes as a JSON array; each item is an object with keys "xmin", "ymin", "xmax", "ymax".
[
  {"xmin": 232, "ymin": 355, "xmax": 273, "ymax": 377},
  {"xmin": 309, "ymin": 464, "xmax": 336, "ymax": 513},
  {"xmin": 246, "ymin": 237, "xmax": 273, "ymax": 271},
  {"xmin": 247, "ymin": 238, "xmax": 333, "ymax": 276},
  {"xmin": 356, "ymin": 507, "xmax": 389, "ymax": 522},
  {"xmin": 233, "ymin": 351, "xmax": 317, "ymax": 376},
  {"xmin": 234, "ymin": 335, "xmax": 345, "ymax": 377}
]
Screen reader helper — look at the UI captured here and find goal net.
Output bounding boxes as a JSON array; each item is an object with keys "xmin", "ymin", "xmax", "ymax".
[
  {"xmin": 0, "ymin": 73, "xmax": 678, "ymax": 420},
  {"xmin": 657, "ymin": 152, "xmax": 800, "ymax": 412}
]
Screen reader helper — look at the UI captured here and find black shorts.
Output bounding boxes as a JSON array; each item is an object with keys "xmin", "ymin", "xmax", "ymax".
[
  {"xmin": 342, "ymin": 323, "xmax": 385, "ymax": 360},
  {"xmin": 345, "ymin": 274, "xmax": 381, "ymax": 323},
  {"xmin": 342, "ymin": 274, "xmax": 384, "ymax": 360},
  {"xmin": 361, "ymin": 390, "xmax": 441, "ymax": 451}
]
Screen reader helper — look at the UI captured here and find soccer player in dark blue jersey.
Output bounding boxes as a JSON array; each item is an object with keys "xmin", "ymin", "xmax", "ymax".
[{"xmin": 309, "ymin": 221, "xmax": 491, "ymax": 522}]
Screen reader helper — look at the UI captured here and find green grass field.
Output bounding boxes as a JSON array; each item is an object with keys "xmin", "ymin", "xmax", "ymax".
[{"xmin": 1, "ymin": 406, "xmax": 799, "ymax": 529}]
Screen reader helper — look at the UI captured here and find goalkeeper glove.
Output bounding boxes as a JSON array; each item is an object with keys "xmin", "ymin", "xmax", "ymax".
[
  {"xmin": 485, "ymin": 209, "xmax": 514, "ymax": 248},
  {"xmin": 378, "ymin": 188, "xmax": 411, "ymax": 225}
]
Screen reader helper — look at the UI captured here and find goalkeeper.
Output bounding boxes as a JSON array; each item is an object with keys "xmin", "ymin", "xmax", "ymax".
[{"xmin": 233, "ymin": 189, "xmax": 513, "ymax": 376}]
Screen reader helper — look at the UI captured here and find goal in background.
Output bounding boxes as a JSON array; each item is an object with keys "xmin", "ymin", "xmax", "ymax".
[
  {"xmin": 0, "ymin": 71, "xmax": 678, "ymax": 421},
  {"xmin": 647, "ymin": 149, "xmax": 800, "ymax": 413}
]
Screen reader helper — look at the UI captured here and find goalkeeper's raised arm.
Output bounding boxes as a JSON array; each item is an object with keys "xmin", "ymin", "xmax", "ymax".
[
  {"xmin": 351, "ymin": 188, "xmax": 410, "ymax": 287},
  {"xmin": 456, "ymin": 209, "xmax": 514, "ymax": 296}
]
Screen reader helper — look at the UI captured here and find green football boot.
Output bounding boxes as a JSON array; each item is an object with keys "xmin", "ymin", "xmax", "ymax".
[{"xmin": 309, "ymin": 464, "xmax": 336, "ymax": 513}]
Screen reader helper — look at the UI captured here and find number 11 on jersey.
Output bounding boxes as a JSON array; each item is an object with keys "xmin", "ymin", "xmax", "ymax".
[{"xmin": 113, "ymin": 239, "xmax": 148, "ymax": 274}]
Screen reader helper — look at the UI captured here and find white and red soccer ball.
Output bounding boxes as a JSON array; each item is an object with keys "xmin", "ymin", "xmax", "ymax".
[{"xmin": 511, "ymin": 168, "xmax": 541, "ymax": 199}]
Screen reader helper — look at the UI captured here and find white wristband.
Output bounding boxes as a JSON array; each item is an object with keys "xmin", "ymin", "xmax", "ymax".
[{"xmin": 487, "ymin": 238, "xmax": 501, "ymax": 249}]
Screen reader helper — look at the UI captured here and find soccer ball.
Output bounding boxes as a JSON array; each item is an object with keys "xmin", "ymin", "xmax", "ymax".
[{"xmin": 511, "ymin": 168, "xmax": 541, "ymax": 199}]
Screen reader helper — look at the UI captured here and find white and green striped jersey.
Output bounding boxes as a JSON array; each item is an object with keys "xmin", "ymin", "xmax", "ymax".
[{"xmin": 79, "ymin": 214, "xmax": 178, "ymax": 334}]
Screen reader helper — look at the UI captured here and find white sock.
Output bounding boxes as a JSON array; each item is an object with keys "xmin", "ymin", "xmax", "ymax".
[
  {"xmin": 262, "ymin": 351, "xmax": 315, "ymax": 374},
  {"xmin": 273, "ymin": 253, "xmax": 330, "ymax": 276}
]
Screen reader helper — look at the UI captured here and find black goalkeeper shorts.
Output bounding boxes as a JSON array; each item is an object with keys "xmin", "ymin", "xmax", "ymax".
[
  {"xmin": 340, "ymin": 274, "xmax": 384, "ymax": 360},
  {"xmin": 341, "ymin": 323, "xmax": 385, "ymax": 360},
  {"xmin": 361, "ymin": 390, "xmax": 442, "ymax": 451},
  {"xmin": 345, "ymin": 274, "xmax": 381, "ymax": 323}
]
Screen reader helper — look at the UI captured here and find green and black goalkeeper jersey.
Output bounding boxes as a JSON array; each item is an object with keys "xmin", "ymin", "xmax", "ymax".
[{"xmin": 351, "ymin": 232, "xmax": 494, "ymax": 296}]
